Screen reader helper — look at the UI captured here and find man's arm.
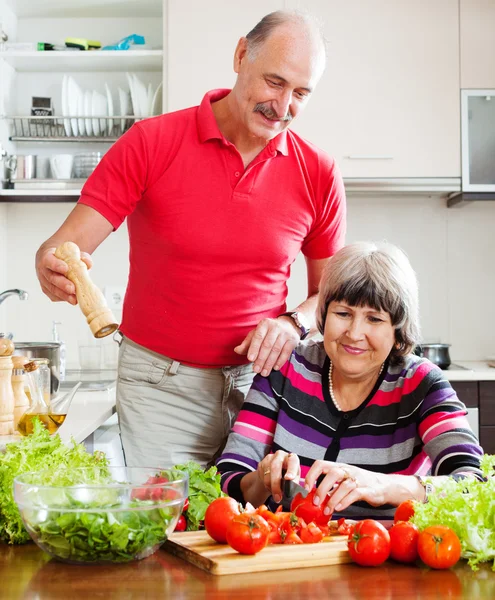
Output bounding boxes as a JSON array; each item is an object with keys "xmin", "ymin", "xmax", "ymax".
[
  {"xmin": 234, "ymin": 255, "xmax": 330, "ymax": 377},
  {"xmin": 35, "ymin": 204, "xmax": 114, "ymax": 305}
]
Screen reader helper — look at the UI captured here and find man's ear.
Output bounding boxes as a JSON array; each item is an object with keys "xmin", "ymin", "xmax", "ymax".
[{"xmin": 233, "ymin": 37, "xmax": 249, "ymax": 73}]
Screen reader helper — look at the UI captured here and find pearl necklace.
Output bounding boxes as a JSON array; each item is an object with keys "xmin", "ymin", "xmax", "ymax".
[{"xmin": 328, "ymin": 361, "xmax": 385, "ymax": 412}]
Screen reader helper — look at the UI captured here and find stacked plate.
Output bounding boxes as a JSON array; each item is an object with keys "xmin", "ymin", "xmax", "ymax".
[{"xmin": 60, "ymin": 74, "xmax": 163, "ymax": 139}]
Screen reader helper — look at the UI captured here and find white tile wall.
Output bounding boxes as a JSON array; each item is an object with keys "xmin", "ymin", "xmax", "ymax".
[{"xmin": 1, "ymin": 195, "xmax": 494, "ymax": 365}]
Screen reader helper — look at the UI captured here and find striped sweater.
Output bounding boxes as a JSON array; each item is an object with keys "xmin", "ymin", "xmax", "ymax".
[{"xmin": 217, "ymin": 340, "xmax": 483, "ymax": 520}]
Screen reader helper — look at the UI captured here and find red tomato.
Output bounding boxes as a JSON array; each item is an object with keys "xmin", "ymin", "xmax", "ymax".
[
  {"xmin": 182, "ymin": 497, "xmax": 189, "ymax": 513},
  {"xmin": 347, "ymin": 519, "xmax": 391, "ymax": 567},
  {"xmin": 283, "ymin": 531, "xmax": 304, "ymax": 544},
  {"xmin": 389, "ymin": 521, "xmax": 419, "ymax": 564},
  {"xmin": 299, "ymin": 521, "xmax": 324, "ymax": 544},
  {"xmin": 204, "ymin": 497, "xmax": 241, "ymax": 543},
  {"xmin": 417, "ymin": 526, "xmax": 461, "ymax": 570},
  {"xmin": 394, "ymin": 499, "xmax": 415, "ymax": 523},
  {"xmin": 337, "ymin": 517, "xmax": 354, "ymax": 536},
  {"xmin": 174, "ymin": 514, "xmax": 187, "ymax": 532},
  {"xmin": 226, "ymin": 514, "xmax": 270, "ymax": 555},
  {"xmin": 291, "ymin": 489, "xmax": 331, "ymax": 527}
]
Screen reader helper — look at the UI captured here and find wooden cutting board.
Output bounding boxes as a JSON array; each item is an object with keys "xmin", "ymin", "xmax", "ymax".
[{"xmin": 164, "ymin": 530, "xmax": 351, "ymax": 575}]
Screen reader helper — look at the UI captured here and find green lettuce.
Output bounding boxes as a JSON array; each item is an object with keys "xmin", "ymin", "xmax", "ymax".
[
  {"xmin": 0, "ymin": 419, "xmax": 108, "ymax": 544},
  {"xmin": 173, "ymin": 461, "xmax": 224, "ymax": 530},
  {"xmin": 412, "ymin": 455, "xmax": 495, "ymax": 570}
]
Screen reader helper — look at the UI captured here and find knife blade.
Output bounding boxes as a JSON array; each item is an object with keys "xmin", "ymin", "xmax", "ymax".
[{"xmin": 281, "ymin": 477, "xmax": 309, "ymax": 512}]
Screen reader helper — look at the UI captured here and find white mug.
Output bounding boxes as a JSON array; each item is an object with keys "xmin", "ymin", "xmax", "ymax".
[{"xmin": 50, "ymin": 154, "xmax": 74, "ymax": 179}]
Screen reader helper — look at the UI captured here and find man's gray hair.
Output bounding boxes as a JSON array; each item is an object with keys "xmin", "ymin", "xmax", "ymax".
[
  {"xmin": 245, "ymin": 10, "xmax": 327, "ymax": 61},
  {"xmin": 316, "ymin": 241, "xmax": 421, "ymax": 365}
]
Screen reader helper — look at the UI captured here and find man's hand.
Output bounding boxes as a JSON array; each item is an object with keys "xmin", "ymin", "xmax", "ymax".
[
  {"xmin": 36, "ymin": 245, "xmax": 93, "ymax": 305},
  {"xmin": 234, "ymin": 316, "xmax": 301, "ymax": 377}
]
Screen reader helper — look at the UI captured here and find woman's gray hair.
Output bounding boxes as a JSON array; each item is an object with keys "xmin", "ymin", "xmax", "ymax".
[
  {"xmin": 316, "ymin": 241, "xmax": 421, "ymax": 365},
  {"xmin": 245, "ymin": 10, "xmax": 326, "ymax": 61}
]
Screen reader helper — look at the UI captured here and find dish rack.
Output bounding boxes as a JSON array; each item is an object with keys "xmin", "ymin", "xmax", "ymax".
[{"xmin": 3, "ymin": 115, "xmax": 142, "ymax": 142}]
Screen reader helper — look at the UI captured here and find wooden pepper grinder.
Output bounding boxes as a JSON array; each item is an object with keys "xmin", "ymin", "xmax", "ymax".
[
  {"xmin": 12, "ymin": 355, "xmax": 30, "ymax": 430},
  {"xmin": 0, "ymin": 337, "xmax": 15, "ymax": 435},
  {"xmin": 55, "ymin": 241, "xmax": 119, "ymax": 338}
]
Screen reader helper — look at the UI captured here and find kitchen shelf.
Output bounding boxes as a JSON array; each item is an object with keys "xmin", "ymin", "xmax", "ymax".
[
  {"xmin": 6, "ymin": 0, "xmax": 162, "ymax": 19},
  {"xmin": 0, "ymin": 50, "xmax": 163, "ymax": 72},
  {"xmin": 4, "ymin": 115, "xmax": 140, "ymax": 142},
  {"xmin": 447, "ymin": 192, "xmax": 495, "ymax": 208}
]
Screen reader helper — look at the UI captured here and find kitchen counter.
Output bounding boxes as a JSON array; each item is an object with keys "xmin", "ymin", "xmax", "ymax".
[
  {"xmin": 1, "ymin": 543, "xmax": 494, "ymax": 599},
  {"xmin": 442, "ymin": 361, "xmax": 495, "ymax": 381},
  {"xmin": 0, "ymin": 388, "xmax": 116, "ymax": 451}
]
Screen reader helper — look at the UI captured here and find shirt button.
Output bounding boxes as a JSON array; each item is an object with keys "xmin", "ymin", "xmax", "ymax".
[
  {"xmin": 343, "ymin": 414, "xmax": 349, "ymax": 420},
  {"xmin": 234, "ymin": 171, "xmax": 240, "ymax": 177}
]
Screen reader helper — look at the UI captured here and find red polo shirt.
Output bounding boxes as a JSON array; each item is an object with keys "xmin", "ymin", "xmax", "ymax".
[{"xmin": 79, "ymin": 89, "xmax": 346, "ymax": 367}]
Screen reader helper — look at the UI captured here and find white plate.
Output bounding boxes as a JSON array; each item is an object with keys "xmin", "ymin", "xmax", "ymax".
[
  {"xmin": 84, "ymin": 90, "xmax": 92, "ymax": 136},
  {"xmin": 133, "ymin": 73, "xmax": 148, "ymax": 118},
  {"xmin": 118, "ymin": 86, "xmax": 131, "ymax": 134},
  {"xmin": 147, "ymin": 82, "xmax": 154, "ymax": 117},
  {"xmin": 92, "ymin": 90, "xmax": 107, "ymax": 136},
  {"xmin": 105, "ymin": 83, "xmax": 114, "ymax": 135},
  {"xmin": 126, "ymin": 72, "xmax": 140, "ymax": 118},
  {"xmin": 77, "ymin": 90, "xmax": 85, "ymax": 137},
  {"xmin": 151, "ymin": 82, "xmax": 163, "ymax": 116},
  {"xmin": 67, "ymin": 76, "xmax": 79, "ymax": 136},
  {"xmin": 61, "ymin": 75, "xmax": 71, "ymax": 137}
]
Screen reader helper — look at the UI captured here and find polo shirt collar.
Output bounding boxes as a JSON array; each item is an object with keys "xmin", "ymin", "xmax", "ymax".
[{"xmin": 197, "ymin": 89, "xmax": 289, "ymax": 156}]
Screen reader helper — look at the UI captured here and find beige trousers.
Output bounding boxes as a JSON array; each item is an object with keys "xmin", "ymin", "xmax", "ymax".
[{"xmin": 116, "ymin": 336, "xmax": 255, "ymax": 468}]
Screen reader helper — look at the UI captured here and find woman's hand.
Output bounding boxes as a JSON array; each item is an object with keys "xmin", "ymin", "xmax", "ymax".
[
  {"xmin": 257, "ymin": 450, "xmax": 301, "ymax": 504},
  {"xmin": 305, "ymin": 460, "xmax": 389, "ymax": 515}
]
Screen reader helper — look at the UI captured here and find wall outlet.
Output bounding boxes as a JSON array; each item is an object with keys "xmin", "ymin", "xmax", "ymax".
[{"xmin": 104, "ymin": 286, "xmax": 126, "ymax": 310}]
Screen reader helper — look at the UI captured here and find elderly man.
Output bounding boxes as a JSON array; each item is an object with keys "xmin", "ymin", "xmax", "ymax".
[{"xmin": 35, "ymin": 10, "xmax": 346, "ymax": 468}]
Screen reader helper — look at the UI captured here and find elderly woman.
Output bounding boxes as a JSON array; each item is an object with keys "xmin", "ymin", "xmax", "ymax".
[{"xmin": 217, "ymin": 241, "xmax": 483, "ymax": 521}]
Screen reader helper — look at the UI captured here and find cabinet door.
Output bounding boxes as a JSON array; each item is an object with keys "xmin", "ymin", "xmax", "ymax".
[
  {"xmin": 479, "ymin": 382, "xmax": 495, "ymax": 425},
  {"xmin": 460, "ymin": 0, "xmax": 495, "ymax": 88},
  {"xmin": 166, "ymin": 0, "xmax": 283, "ymax": 112},
  {"xmin": 451, "ymin": 381, "xmax": 479, "ymax": 408},
  {"xmin": 288, "ymin": 0, "xmax": 460, "ymax": 177}
]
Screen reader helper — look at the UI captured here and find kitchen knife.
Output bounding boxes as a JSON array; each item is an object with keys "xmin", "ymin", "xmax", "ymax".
[{"xmin": 281, "ymin": 477, "xmax": 309, "ymax": 512}]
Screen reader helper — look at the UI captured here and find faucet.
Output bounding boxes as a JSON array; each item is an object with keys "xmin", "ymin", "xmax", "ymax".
[{"xmin": 0, "ymin": 288, "xmax": 29, "ymax": 305}]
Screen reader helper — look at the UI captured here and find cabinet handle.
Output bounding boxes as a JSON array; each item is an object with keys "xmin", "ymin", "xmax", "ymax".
[{"xmin": 344, "ymin": 155, "xmax": 394, "ymax": 160}]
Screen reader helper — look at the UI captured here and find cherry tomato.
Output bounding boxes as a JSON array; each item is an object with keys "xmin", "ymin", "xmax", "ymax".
[
  {"xmin": 417, "ymin": 525, "xmax": 461, "ymax": 570},
  {"xmin": 389, "ymin": 521, "xmax": 419, "ymax": 564},
  {"xmin": 394, "ymin": 499, "xmax": 415, "ymax": 523},
  {"xmin": 347, "ymin": 519, "xmax": 391, "ymax": 567},
  {"xmin": 174, "ymin": 514, "xmax": 187, "ymax": 532},
  {"xmin": 182, "ymin": 497, "xmax": 189, "ymax": 513},
  {"xmin": 204, "ymin": 497, "xmax": 241, "ymax": 543},
  {"xmin": 291, "ymin": 489, "xmax": 331, "ymax": 527},
  {"xmin": 226, "ymin": 514, "xmax": 270, "ymax": 555}
]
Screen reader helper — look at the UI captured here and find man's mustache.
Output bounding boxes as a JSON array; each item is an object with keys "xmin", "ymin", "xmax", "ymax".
[{"xmin": 253, "ymin": 103, "xmax": 293, "ymax": 122}]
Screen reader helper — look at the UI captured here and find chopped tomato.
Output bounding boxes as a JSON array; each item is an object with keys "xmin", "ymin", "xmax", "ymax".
[
  {"xmin": 300, "ymin": 521, "xmax": 324, "ymax": 544},
  {"xmin": 291, "ymin": 489, "xmax": 331, "ymax": 527},
  {"xmin": 284, "ymin": 531, "xmax": 304, "ymax": 544},
  {"xmin": 337, "ymin": 517, "xmax": 354, "ymax": 536}
]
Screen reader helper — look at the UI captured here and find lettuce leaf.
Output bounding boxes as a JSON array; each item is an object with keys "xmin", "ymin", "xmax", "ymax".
[
  {"xmin": 0, "ymin": 419, "xmax": 108, "ymax": 544},
  {"xmin": 172, "ymin": 461, "xmax": 224, "ymax": 530},
  {"xmin": 411, "ymin": 455, "xmax": 495, "ymax": 570}
]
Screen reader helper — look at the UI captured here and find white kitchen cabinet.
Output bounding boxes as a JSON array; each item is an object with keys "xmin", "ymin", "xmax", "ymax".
[
  {"xmin": 460, "ymin": 0, "xmax": 495, "ymax": 89},
  {"xmin": 0, "ymin": 0, "xmax": 164, "ymax": 194},
  {"xmin": 166, "ymin": 0, "xmax": 283, "ymax": 112},
  {"xmin": 286, "ymin": 0, "xmax": 460, "ymax": 178}
]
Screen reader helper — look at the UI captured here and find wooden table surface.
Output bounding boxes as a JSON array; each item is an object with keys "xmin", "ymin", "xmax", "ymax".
[{"xmin": 2, "ymin": 542, "xmax": 495, "ymax": 599}]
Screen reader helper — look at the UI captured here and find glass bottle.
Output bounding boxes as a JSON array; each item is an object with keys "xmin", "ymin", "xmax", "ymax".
[{"xmin": 27, "ymin": 358, "xmax": 51, "ymax": 409}]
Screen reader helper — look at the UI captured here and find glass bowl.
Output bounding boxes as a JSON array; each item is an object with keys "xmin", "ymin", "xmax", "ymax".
[{"xmin": 14, "ymin": 466, "xmax": 188, "ymax": 565}]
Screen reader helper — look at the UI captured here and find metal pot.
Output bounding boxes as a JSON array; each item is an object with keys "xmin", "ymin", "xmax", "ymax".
[
  {"xmin": 13, "ymin": 342, "xmax": 61, "ymax": 399},
  {"xmin": 415, "ymin": 343, "xmax": 451, "ymax": 369}
]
